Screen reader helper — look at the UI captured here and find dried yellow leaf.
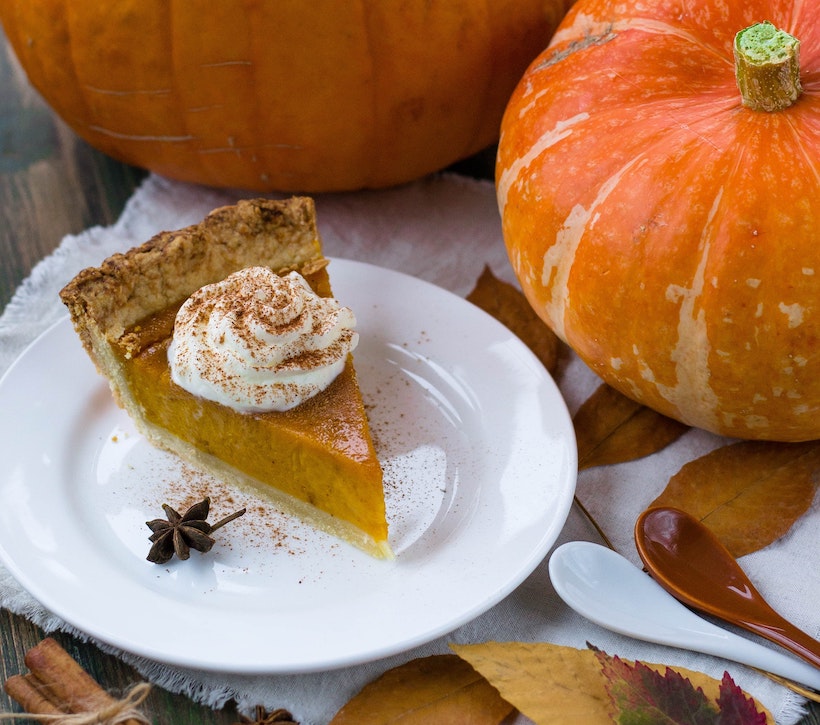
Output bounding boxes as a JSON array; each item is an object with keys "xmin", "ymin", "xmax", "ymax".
[
  {"xmin": 451, "ymin": 641, "xmax": 773, "ymax": 725},
  {"xmin": 451, "ymin": 641, "xmax": 608, "ymax": 724}
]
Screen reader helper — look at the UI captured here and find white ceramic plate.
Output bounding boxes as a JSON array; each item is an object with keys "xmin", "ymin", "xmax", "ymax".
[{"xmin": 0, "ymin": 259, "xmax": 576, "ymax": 674}]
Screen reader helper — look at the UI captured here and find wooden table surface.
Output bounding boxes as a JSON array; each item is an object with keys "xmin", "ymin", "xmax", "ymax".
[{"xmin": 1, "ymin": 24, "xmax": 819, "ymax": 725}]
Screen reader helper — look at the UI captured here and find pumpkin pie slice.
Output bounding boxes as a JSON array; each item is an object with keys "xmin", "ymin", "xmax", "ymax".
[{"xmin": 60, "ymin": 197, "xmax": 391, "ymax": 558}]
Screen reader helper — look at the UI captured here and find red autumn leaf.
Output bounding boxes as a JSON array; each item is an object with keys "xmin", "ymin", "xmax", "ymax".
[
  {"xmin": 715, "ymin": 673, "xmax": 769, "ymax": 725},
  {"xmin": 597, "ymin": 650, "xmax": 718, "ymax": 724},
  {"xmin": 595, "ymin": 649, "xmax": 767, "ymax": 725}
]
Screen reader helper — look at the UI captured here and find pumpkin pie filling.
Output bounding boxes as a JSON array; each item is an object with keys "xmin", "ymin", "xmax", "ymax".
[{"xmin": 60, "ymin": 197, "xmax": 391, "ymax": 558}]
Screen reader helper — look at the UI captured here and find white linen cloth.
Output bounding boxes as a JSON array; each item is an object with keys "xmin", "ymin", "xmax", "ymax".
[{"xmin": 0, "ymin": 172, "xmax": 817, "ymax": 724}]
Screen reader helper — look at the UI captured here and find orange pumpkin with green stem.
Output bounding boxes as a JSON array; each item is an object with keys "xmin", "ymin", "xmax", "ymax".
[
  {"xmin": 497, "ymin": 1, "xmax": 820, "ymax": 441},
  {"xmin": 0, "ymin": 0, "xmax": 573, "ymax": 192}
]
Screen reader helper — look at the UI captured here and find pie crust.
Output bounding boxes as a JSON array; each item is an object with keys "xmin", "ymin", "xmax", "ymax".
[{"xmin": 60, "ymin": 197, "xmax": 391, "ymax": 558}]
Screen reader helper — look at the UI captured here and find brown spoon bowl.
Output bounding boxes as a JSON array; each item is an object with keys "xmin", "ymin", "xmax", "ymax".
[{"xmin": 635, "ymin": 506, "xmax": 820, "ymax": 670}]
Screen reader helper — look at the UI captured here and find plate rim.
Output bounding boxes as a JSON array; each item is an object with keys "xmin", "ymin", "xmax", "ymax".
[{"xmin": 0, "ymin": 258, "xmax": 577, "ymax": 673}]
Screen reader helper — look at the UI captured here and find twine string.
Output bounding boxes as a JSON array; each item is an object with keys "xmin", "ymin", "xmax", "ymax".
[{"xmin": 0, "ymin": 682, "xmax": 152, "ymax": 724}]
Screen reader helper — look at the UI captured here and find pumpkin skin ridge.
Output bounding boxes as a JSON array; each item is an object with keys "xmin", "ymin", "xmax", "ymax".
[
  {"xmin": 498, "ymin": 0, "xmax": 820, "ymax": 441},
  {"xmin": 554, "ymin": 158, "xmax": 725, "ymax": 434},
  {"xmin": 6, "ymin": 1, "xmax": 97, "ymax": 151},
  {"xmin": 176, "ymin": 4, "xmax": 257, "ymax": 187},
  {"xmin": 359, "ymin": 1, "xmax": 381, "ymax": 190},
  {"xmin": 1, "ymin": 1, "xmax": 574, "ymax": 192},
  {"xmin": 523, "ymin": 119, "xmax": 820, "ymax": 440},
  {"xmin": 549, "ymin": 15, "xmax": 731, "ymax": 71}
]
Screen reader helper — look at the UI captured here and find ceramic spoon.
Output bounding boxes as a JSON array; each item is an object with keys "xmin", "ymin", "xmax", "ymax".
[
  {"xmin": 635, "ymin": 506, "xmax": 820, "ymax": 671},
  {"xmin": 548, "ymin": 540, "xmax": 820, "ymax": 691}
]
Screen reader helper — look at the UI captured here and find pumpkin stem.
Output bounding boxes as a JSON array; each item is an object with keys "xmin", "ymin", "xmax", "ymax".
[{"xmin": 734, "ymin": 21, "xmax": 801, "ymax": 112}]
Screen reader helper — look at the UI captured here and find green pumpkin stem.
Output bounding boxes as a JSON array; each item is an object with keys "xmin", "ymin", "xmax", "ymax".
[{"xmin": 734, "ymin": 21, "xmax": 801, "ymax": 112}]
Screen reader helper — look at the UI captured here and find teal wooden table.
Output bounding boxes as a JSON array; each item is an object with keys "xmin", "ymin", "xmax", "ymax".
[{"xmin": 2, "ymin": 25, "xmax": 819, "ymax": 725}]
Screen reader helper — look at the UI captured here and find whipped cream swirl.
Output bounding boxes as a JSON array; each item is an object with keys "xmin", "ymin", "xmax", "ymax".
[{"xmin": 168, "ymin": 266, "xmax": 358, "ymax": 412}]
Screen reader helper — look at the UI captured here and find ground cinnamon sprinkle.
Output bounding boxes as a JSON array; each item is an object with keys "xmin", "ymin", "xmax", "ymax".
[
  {"xmin": 169, "ymin": 267, "xmax": 357, "ymax": 412},
  {"xmin": 155, "ymin": 462, "xmax": 307, "ymax": 558}
]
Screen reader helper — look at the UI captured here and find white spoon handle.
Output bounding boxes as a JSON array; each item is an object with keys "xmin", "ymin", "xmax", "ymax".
[{"xmin": 549, "ymin": 541, "xmax": 820, "ymax": 691}]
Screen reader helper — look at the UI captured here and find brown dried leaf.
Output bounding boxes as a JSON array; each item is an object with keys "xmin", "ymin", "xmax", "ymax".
[
  {"xmin": 649, "ymin": 440, "xmax": 820, "ymax": 557},
  {"xmin": 467, "ymin": 266, "xmax": 561, "ymax": 374},
  {"xmin": 574, "ymin": 384, "xmax": 690, "ymax": 470},
  {"xmin": 328, "ymin": 654, "xmax": 513, "ymax": 725},
  {"xmin": 451, "ymin": 641, "xmax": 774, "ymax": 725}
]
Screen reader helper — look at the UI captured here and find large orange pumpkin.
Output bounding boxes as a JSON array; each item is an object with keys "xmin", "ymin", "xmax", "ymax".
[
  {"xmin": 0, "ymin": 0, "xmax": 573, "ymax": 192},
  {"xmin": 497, "ymin": 0, "xmax": 820, "ymax": 441}
]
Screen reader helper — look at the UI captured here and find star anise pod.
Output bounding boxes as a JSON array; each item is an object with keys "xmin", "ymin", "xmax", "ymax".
[
  {"xmin": 235, "ymin": 706, "xmax": 298, "ymax": 725},
  {"xmin": 146, "ymin": 497, "xmax": 246, "ymax": 564}
]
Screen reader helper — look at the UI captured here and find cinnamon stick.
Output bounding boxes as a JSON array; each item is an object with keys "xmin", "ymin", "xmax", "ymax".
[
  {"xmin": 3, "ymin": 673, "xmax": 65, "ymax": 715},
  {"xmin": 3, "ymin": 637, "xmax": 149, "ymax": 725},
  {"xmin": 23, "ymin": 638, "xmax": 117, "ymax": 714}
]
